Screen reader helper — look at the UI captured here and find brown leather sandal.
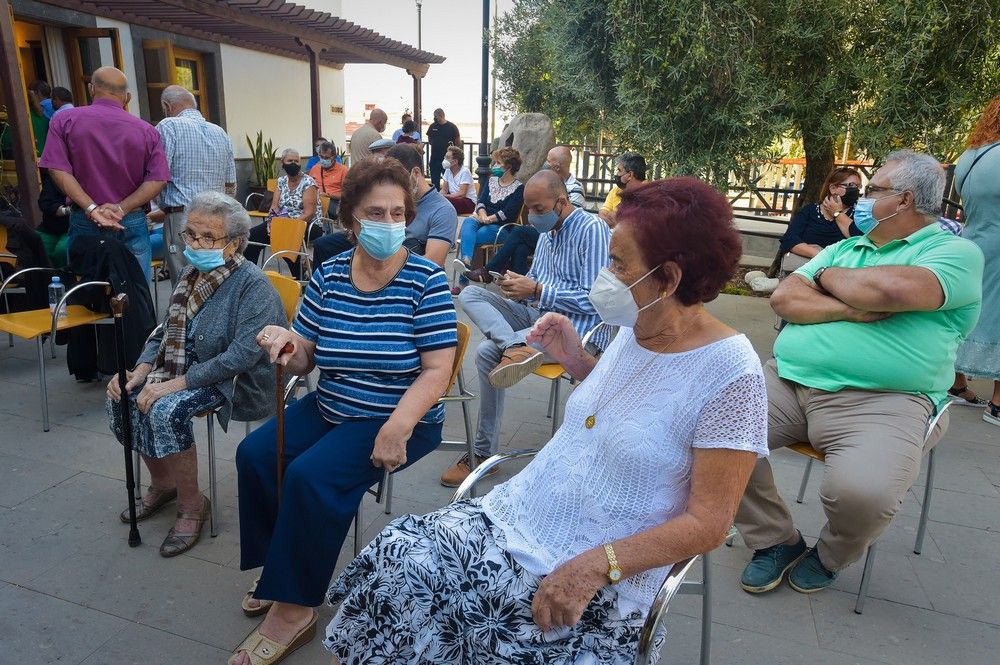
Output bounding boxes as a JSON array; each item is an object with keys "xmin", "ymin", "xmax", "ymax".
[
  {"xmin": 119, "ymin": 487, "xmax": 177, "ymax": 523},
  {"xmin": 228, "ymin": 611, "xmax": 317, "ymax": 665},
  {"xmin": 159, "ymin": 496, "xmax": 211, "ymax": 558}
]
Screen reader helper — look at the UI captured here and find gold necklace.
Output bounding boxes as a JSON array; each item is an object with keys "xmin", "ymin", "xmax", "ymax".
[{"xmin": 584, "ymin": 316, "xmax": 700, "ymax": 429}]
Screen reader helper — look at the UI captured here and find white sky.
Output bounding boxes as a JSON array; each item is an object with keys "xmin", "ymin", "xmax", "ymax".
[{"xmin": 314, "ymin": 0, "xmax": 516, "ymax": 132}]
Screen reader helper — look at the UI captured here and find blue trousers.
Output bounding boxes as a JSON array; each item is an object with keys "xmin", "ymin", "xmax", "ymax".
[
  {"xmin": 458, "ymin": 218, "xmax": 507, "ymax": 262},
  {"xmin": 486, "ymin": 225, "xmax": 539, "ymax": 275},
  {"xmin": 68, "ymin": 209, "xmax": 152, "ymax": 282},
  {"xmin": 236, "ymin": 392, "xmax": 443, "ymax": 607}
]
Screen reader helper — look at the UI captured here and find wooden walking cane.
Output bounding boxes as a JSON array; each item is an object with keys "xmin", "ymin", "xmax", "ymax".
[
  {"xmin": 275, "ymin": 342, "xmax": 295, "ymax": 505},
  {"xmin": 111, "ymin": 294, "xmax": 141, "ymax": 547}
]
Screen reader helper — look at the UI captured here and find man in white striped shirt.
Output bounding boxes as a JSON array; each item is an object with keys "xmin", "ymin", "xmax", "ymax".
[
  {"xmin": 442, "ymin": 170, "xmax": 611, "ymax": 486},
  {"xmin": 156, "ymin": 86, "xmax": 236, "ymax": 286}
]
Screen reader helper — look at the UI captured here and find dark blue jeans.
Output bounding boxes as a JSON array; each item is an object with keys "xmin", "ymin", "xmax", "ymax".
[
  {"xmin": 486, "ymin": 225, "xmax": 539, "ymax": 275},
  {"xmin": 236, "ymin": 392, "xmax": 442, "ymax": 606}
]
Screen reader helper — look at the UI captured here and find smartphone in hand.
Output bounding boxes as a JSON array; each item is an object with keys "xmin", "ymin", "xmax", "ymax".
[{"xmin": 489, "ymin": 271, "xmax": 505, "ymax": 281}]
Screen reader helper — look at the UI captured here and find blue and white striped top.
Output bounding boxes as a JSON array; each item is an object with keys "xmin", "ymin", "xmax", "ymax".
[
  {"xmin": 527, "ymin": 207, "xmax": 612, "ymax": 349},
  {"xmin": 292, "ymin": 250, "xmax": 458, "ymax": 424}
]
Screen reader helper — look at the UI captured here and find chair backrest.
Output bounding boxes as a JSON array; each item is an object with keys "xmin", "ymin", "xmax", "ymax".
[
  {"xmin": 319, "ymin": 194, "xmax": 331, "ymax": 218},
  {"xmin": 445, "ymin": 321, "xmax": 471, "ymax": 394},
  {"xmin": 269, "ymin": 217, "xmax": 307, "ymax": 254},
  {"xmin": 265, "ymin": 270, "xmax": 302, "ymax": 324},
  {"xmin": 266, "ymin": 178, "xmax": 277, "ymax": 193},
  {"xmin": 0, "ymin": 226, "xmax": 14, "ymax": 267}
]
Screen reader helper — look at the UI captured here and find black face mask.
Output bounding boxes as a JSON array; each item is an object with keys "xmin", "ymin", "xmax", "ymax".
[
  {"xmin": 282, "ymin": 163, "xmax": 301, "ymax": 177},
  {"xmin": 613, "ymin": 174, "xmax": 625, "ymax": 189},
  {"xmin": 840, "ymin": 185, "xmax": 860, "ymax": 208}
]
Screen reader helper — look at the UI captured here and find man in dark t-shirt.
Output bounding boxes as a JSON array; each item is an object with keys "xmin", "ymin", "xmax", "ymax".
[{"xmin": 426, "ymin": 108, "xmax": 460, "ymax": 190}]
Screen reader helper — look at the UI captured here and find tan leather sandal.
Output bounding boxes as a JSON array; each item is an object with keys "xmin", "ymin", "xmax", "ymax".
[
  {"xmin": 242, "ymin": 577, "xmax": 274, "ymax": 617},
  {"xmin": 159, "ymin": 497, "xmax": 211, "ymax": 558},
  {"xmin": 119, "ymin": 487, "xmax": 177, "ymax": 523},
  {"xmin": 228, "ymin": 611, "xmax": 317, "ymax": 665}
]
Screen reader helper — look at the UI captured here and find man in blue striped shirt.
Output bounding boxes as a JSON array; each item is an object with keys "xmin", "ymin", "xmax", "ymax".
[
  {"xmin": 443, "ymin": 170, "xmax": 611, "ymax": 486},
  {"xmin": 156, "ymin": 86, "xmax": 236, "ymax": 286}
]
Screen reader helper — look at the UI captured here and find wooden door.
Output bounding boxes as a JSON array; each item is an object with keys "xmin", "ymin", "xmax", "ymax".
[{"xmin": 64, "ymin": 28, "xmax": 122, "ymax": 106}]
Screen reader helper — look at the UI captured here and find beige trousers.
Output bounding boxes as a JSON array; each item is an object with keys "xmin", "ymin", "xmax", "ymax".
[{"xmin": 735, "ymin": 359, "xmax": 947, "ymax": 571}]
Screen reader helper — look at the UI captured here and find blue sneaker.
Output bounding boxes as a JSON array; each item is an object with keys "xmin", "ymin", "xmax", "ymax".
[
  {"xmin": 788, "ymin": 547, "xmax": 838, "ymax": 593},
  {"xmin": 740, "ymin": 535, "xmax": 807, "ymax": 593}
]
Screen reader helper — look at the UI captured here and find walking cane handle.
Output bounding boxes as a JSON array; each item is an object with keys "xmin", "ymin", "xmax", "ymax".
[
  {"xmin": 110, "ymin": 293, "xmax": 129, "ymax": 318},
  {"xmin": 279, "ymin": 341, "xmax": 294, "ymax": 357}
]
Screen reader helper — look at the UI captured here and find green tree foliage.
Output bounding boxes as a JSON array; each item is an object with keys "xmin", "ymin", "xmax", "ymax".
[{"xmin": 494, "ymin": 0, "xmax": 1000, "ymax": 204}]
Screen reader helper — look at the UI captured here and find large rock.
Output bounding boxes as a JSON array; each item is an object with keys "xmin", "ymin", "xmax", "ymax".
[{"xmin": 496, "ymin": 113, "xmax": 556, "ymax": 182}]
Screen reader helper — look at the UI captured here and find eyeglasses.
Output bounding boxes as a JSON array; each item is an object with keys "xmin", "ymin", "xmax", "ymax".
[
  {"xmin": 863, "ymin": 184, "xmax": 904, "ymax": 198},
  {"xmin": 181, "ymin": 230, "xmax": 229, "ymax": 248}
]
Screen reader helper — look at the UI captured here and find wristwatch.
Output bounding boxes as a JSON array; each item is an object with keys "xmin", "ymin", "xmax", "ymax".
[
  {"xmin": 832, "ymin": 211, "xmax": 841, "ymax": 219},
  {"xmin": 84, "ymin": 203, "xmax": 98, "ymax": 218},
  {"xmin": 604, "ymin": 544, "xmax": 623, "ymax": 584},
  {"xmin": 813, "ymin": 266, "xmax": 830, "ymax": 289}
]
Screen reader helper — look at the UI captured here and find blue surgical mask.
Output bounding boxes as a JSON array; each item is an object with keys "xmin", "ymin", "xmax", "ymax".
[
  {"xmin": 356, "ymin": 217, "xmax": 406, "ymax": 260},
  {"xmin": 183, "ymin": 245, "xmax": 228, "ymax": 272},
  {"xmin": 528, "ymin": 201, "xmax": 563, "ymax": 233},
  {"xmin": 491, "ymin": 166, "xmax": 505, "ymax": 177},
  {"xmin": 853, "ymin": 194, "xmax": 902, "ymax": 235},
  {"xmin": 319, "ymin": 158, "xmax": 334, "ymax": 168}
]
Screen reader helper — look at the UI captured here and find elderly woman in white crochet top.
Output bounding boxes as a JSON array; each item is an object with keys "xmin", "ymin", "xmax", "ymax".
[{"xmin": 322, "ymin": 177, "xmax": 768, "ymax": 665}]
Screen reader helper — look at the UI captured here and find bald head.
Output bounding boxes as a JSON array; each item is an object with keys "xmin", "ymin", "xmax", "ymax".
[
  {"xmin": 545, "ymin": 146, "xmax": 573, "ymax": 180},
  {"xmin": 369, "ymin": 108, "xmax": 388, "ymax": 132},
  {"xmin": 161, "ymin": 85, "xmax": 196, "ymax": 116}
]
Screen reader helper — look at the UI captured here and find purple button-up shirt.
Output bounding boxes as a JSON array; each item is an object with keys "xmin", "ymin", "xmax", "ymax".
[{"xmin": 39, "ymin": 98, "xmax": 170, "ymax": 205}]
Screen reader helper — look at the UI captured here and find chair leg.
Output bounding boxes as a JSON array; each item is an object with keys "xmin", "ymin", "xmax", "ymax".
[
  {"xmin": 244, "ymin": 420, "xmax": 251, "ymax": 437},
  {"xmin": 384, "ymin": 472, "xmax": 393, "ymax": 515},
  {"xmin": 354, "ymin": 504, "xmax": 362, "ymax": 556},
  {"xmin": 206, "ymin": 413, "xmax": 219, "ymax": 537},
  {"xmin": 700, "ymin": 552, "xmax": 712, "ymax": 665},
  {"xmin": 796, "ymin": 458, "xmax": 813, "ymax": 503},
  {"xmin": 914, "ymin": 447, "xmax": 935, "ymax": 555},
  {"xmin": 133, "ymin": 450, "xmax": 143, "ymax": 494},
  {"xmin": 546, "ymin": 379, "xmax": 556, "ymax": 418},
  {"xmin": 36, "ymin": 336, "xmax": 50, "ymax": 432},
  {"xmin": 551, "ymin": 379, "xmax": 562, "ymax": 437},
  {"xmin": 855, "ymin": 542, "xmax": 876, "ymax": 614}
]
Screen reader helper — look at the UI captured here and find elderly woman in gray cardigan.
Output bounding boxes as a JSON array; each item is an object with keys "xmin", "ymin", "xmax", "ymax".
[{"xmin": 106, "ymin": 191, "xmax": 286, "ymax": 557}]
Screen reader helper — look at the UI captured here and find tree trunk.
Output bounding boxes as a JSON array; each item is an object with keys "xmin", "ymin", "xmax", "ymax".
[{"xmin": 796, "ymin": 125, "xmax": 835, "ymax": 214}]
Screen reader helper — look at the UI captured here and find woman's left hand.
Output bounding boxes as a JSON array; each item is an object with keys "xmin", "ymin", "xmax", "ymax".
[
  {"xmin": 821, "ymin": 194, "xmax": 844, "ymax": 216},
  {"xmin": 370, "ymin": 420, "xmax": 410, "ymax": 472},
  {"xmin": 532, "ymin": 548, "xmax": 607, "ymax": 632},
  {"xmin": 135, "ymin": 376, "xmax": 186, "ymax": 414}
]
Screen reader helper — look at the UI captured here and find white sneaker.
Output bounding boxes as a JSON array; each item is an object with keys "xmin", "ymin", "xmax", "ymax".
[{"xmin": 745, "ymin": 271, "xmax": 779, "ymax": 293}]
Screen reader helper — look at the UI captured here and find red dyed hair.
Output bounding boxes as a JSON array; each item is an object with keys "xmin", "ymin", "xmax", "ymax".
[
  {"xmin": 616, "ymin": 178, "xmax": 741, "ymax": 306},
  {"xmin": 968, "ymin": 92, "xmax": 1000, "ymax": 148}
]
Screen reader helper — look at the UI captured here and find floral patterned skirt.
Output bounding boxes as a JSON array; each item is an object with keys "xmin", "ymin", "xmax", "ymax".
[{"xmin": 324, "ymin": 499, "xmax": 660, "ymax": 664}]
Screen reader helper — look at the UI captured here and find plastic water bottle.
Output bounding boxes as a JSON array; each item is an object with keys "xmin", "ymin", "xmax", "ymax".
[{"xmin": 48, "ymin": 276, "xmax": 67, "ymax": 319}]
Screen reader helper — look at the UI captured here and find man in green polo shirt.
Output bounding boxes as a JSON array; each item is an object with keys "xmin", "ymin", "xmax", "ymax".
[{"xmin": 735, "ymin": 150, "xmax": 984, "ymax": 595}]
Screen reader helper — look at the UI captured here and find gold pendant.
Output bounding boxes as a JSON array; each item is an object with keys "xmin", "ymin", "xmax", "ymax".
[{"xmin": 585, "ymin": 415, "xmax": 596, "ymax": 429}]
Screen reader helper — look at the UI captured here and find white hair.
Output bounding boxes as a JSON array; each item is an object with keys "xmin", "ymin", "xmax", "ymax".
[
  {"xmin": 186, "ymin": 191, "xmax": 251, "ymax": 252},
  {"xmin": 884, "ymin": 150, "xmax": 945, "ymax": 218},
  {"xmin": 280, "ymin": 147, "xmax": 300, "ymax": 160},
  {"xmin": 160, "ymin": 87, "xmax": 196, "ymax": 108}
]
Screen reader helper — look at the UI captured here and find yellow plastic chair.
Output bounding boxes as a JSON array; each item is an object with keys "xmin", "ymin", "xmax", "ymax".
[
  {"xmin": 0, "ymin": 268, "xmax": 112, "ymax": 431},
  {"xmin": 246, "ymin": 178, "xmax": 280, "ymax": 218},
  {"xmin": 778, "ymin": 403, "xmax": 951, "ymax": 614},
  {"xmin": 353, "ymin": 321, "xmax": 477, "ymax": 554},
  {"xmin": 265, "ymin": 270, "xmax": 302, "ymax": 324},
  {"xmin": 253, "ymin": 217, "xmax": 310, "ymax": 283}
]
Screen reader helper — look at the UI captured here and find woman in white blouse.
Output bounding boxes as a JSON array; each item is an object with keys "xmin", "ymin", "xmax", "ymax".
[{"xmin": 323, "ymin": 177, "xmax": 768, "ymax": 665}]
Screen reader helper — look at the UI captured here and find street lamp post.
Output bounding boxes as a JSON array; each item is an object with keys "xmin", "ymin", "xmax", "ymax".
[{"xmin": 476, "ymin": 0, "xmax": 491, "ymax": 188}]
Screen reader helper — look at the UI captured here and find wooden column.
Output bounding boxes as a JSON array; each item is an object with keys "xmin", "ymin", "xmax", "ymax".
[
  {"xmin": 409, "ymin": 70, "xmax": 422, "ymax": 129},
  {"xmin": 0, "ymin": 0, "xmax": 41, "ymax": 226},
  {"xmin": 297, "ymin": 38, "xmax": 326, "ymax": 142}
]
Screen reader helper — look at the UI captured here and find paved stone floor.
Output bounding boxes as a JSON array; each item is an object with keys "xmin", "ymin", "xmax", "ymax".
[{"xmin": 2, "ymin": 285, "xmax": 999, "ymax": 664}]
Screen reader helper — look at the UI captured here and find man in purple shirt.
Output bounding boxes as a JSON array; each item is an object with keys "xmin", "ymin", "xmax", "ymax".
[{"xmin": 39, "ymin": 66, "xmax": 169, "ymax": 280}]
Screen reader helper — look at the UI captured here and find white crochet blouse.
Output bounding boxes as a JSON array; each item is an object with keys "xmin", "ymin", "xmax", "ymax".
[{"xmin": 481, "ymin": 328, "xmax": 769, "ymax": 616}]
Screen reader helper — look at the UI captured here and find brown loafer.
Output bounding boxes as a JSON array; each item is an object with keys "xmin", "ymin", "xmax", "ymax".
[
  {"xmin": 466, "ymin": 267, "xmax": 494, "ymax": 283},
  {"xmin": 119, "ymin": 487, "xmax": 177, "ymax": 523},
  {"xmin": 159, "ymin": 497, "xmax": 211, "ymax": 558},
  {"xmin": 488, "ymin": 345, "xmax": 544, "ymax": 389},
  {"xmin": 440, "ymin": 453, "xmax": 497, "ymax": 488}
]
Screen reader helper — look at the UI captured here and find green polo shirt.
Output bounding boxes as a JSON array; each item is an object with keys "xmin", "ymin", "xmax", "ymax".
[{"xmin": 774, "ymin": 223, "xmax": 984, "ymax": 410}]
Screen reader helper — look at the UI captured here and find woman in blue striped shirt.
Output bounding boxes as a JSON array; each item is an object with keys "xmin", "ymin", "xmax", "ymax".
[{"xmin": 229, "ymin": 158, "xmax": 458, "ymax": 665}]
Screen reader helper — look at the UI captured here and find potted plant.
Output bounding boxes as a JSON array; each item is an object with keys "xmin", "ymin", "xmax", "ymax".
[{"xmin": 245, "ymin": 130, "xmax": 277, "ymax": 194}]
